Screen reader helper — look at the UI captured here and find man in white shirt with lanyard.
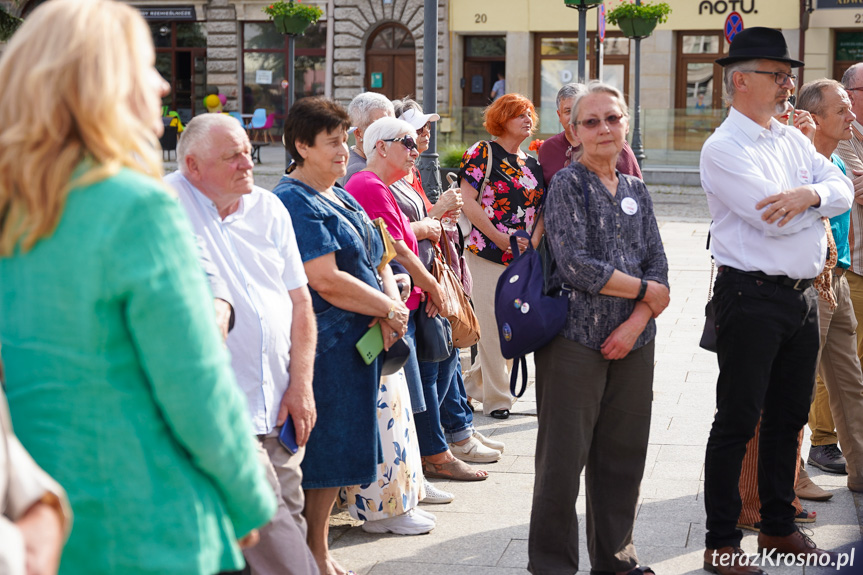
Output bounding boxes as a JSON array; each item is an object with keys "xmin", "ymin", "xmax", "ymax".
[
  {"xmin": 165, "ymin": 114, "xmax": 319, "ymax": 575},
  {"xmin": 700, "ymin": 27, "xmax": 852, "ymax": 574}
]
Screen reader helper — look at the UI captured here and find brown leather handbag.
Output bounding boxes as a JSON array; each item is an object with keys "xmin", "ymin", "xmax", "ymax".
[{"xmin": 430, "ymin": 231, "xmax": 480, "ymax": 348}]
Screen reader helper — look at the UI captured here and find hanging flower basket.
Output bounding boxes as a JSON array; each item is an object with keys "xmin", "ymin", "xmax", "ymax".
[
  {"xmin": 605, "ymin": 1, "xmax": 671, "ymax": 39},
  {"xmin": 616, "ymin": 16, "xmax": 658, "ymax": 38},
  {"xmin": 263, "ymin": 1, "xmax": 323, "ymax": 36}
]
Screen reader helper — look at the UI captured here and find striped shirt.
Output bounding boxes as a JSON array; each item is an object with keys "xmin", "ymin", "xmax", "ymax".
[{"xmin": 833, "ymin": 120, "xmax": 863, "ymax": 274}]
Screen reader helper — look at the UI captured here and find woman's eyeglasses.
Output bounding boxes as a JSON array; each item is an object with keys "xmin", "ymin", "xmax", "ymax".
[
  {"xmin": 575, "ymin": 114, "xmax": 625, "ymax": 129},
  {"xmin": 382, "ymin": 135, "xmax": 418, "ymax": 151}
]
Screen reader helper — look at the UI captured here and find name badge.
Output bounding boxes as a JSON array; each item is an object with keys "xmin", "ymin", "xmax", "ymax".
[
  {"xmin": 621, "ymin": 197, "xmax": 638, "ymax": 216},
  {"xmin": 798, "ymin": 167, "xmax": 811, "ymax": 184}
]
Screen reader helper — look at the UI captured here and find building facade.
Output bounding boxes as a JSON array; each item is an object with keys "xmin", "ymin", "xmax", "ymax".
[{"xmin": 6, "ymin": 0, "xmax": 863, "ymax": 164}]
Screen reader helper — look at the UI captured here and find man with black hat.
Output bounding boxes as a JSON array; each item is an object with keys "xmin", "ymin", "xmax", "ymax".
[{"xmin": 700, "ymin": 27, "xmax": 853, "ymax": 574}]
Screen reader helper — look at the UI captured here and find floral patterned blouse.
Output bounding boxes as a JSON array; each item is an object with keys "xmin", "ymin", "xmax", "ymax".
[{"xmin": 458, "ymin": 140, "xmax": 545, "ymax": 265}]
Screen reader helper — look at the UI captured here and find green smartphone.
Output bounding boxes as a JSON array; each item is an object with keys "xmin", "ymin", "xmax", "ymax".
[{"xmin": 356, "ymin": 324, "xmax": 384, "ymax": 365}]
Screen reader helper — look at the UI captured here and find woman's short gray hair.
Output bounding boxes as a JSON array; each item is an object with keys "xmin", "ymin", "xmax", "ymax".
[
  {"xmin": 392, "ymin": 97, "xmax": 422, "ymax": 119},
  {"xmin": 570, "ymin": 81, "xmax": 629, "ymax": 128},
  {"xmin": 569, "ymin": 81, "xmax": 629, "ymax": 161},
  {"xmin": 347, "ymin": 92, "xmax": 395, "ymax": 131},
  {"xmin": 557, "ymin": 83, "xmax": 587, "ymax": 110},
  {"xmin": 363, "ymin": 117, "xmax": 417, "ymax": 158}
]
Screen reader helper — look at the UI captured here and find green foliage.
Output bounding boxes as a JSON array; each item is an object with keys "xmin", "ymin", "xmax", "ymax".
[
  {"xmin": 0, "ymin": 4, "xmax": 22, "ymax": 42},
  {"xmin": 604, "ymin": 1, "xmax": 672, "ymax": 26},
  {"xmin": 262, "ymin": 1, "xmax": 323, "ymax": 23},
  {"xmin": 439, "ymin": 143, "xmax": 469, "ymax": 169}
]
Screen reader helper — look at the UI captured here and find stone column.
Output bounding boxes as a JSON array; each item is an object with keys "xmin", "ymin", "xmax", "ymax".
[{"xmin": 206, "ymin": 0, "xmax": 240, "ymax": 110}]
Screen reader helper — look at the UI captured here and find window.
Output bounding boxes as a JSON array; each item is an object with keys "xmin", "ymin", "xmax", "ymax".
[
  {"xmin": 533, "ymin": 33, "xmax": 629, "ymax": 134},
  {"xmin": 150, "ymin": 22, "xmax": 207, "ymax": 123},
  {"xmin": 675, "ymin": 32, "xmax": 728, "ymax": 110},
  {"xmin": 241, "ymin": 21, "xmax": 327, "ymax": 126}
]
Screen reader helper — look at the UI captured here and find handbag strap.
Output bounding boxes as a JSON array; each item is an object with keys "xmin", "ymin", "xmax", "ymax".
[
  {"xmin": 510, "ymin": 356, "xmax": 529, "ymax": 398},
  {"xmin": 480, "ymin": 140, "xmax": 493, "ymax": 194}
]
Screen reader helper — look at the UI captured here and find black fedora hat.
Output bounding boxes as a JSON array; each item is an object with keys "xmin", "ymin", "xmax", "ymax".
[{"xmin": 716, "ymin": 27, "xmax": 804, "ymax": 68}]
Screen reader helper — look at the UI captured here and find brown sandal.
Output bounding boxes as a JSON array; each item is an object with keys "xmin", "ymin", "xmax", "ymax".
[{"xmin": 422, "ymin": 457, "xmax": 488, "ymax": 481}]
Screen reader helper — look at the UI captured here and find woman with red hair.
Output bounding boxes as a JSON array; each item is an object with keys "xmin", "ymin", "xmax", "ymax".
[{"xmin": 458, "ymin": 93, "xmax": 545, "ymax": 419}]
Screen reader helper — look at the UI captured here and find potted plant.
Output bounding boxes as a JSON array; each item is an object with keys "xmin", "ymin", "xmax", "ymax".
[
  {"xmin": 262, "ymin": 0, "xmax": 323, "ymax": 36},
  {"xmin": 605, "ymin": 0, "xmax": 671, "ymax": 39}
]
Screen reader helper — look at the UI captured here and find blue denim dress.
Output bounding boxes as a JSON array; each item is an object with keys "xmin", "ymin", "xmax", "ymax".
[{"xmin": 273, "ymin": 176, "xmax": 384, "ymax": 489}]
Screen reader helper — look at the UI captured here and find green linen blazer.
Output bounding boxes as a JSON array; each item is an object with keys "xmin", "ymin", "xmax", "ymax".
[{"xmin": 0, "ymin": 168, "xmax": 276, "ymax": 575}]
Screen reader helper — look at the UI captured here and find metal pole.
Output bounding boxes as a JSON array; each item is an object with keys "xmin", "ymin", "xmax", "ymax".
[
  {"xmin": 417, "ymin": 0, "xmax": 442, "ymax": 202},
  {"xmin": 286, "ymin": 34, "xmax": 296, "ymax": 169},
  {"xmin": 631, "ymin": 0, "xmax": 646, "ymax": 168},
  {"xmin": 578, "ymin": 5, "xmax": 587, "ymax": 83}
]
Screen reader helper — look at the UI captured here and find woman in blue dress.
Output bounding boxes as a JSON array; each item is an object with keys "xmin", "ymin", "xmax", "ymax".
[{"xmin": 273, "ymin": 97, "xmax": 410, "ymax": 575}]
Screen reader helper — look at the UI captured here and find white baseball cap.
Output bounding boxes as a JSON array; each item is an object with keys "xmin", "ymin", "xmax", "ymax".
[{"xmin": 400, "ymin": 108, "xmax": 441, "ymax": 130}]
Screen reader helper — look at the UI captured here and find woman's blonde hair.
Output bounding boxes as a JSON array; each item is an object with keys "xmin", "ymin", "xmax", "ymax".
[{"xmin": 0, "ymin": 0, "xmax": 164, "ymax": 255}]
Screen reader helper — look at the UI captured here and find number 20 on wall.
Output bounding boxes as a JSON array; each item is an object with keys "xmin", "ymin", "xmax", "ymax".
[{"xmin": 475, "ymin": 13, "xmax": 487, "ymax": 23}]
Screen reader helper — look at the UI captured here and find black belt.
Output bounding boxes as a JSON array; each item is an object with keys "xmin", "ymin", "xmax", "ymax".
[{"xmin": 718, "ymin": 266, "xmax": 814, "ymax": 291}]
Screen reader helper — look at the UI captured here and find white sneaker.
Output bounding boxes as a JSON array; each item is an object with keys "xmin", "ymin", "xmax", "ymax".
[
  {"xmin": 449, "ymin": 435, "xmax": 501, "ymax": 463},
  {"xmin": 420, "ymin": 481, "xmax": 455, "ymax": 504},
  {"xmin": 473, "ymin": 431, "xmax": 505, "ymax": 454},
  {"xmin": 361, "ymin": 508, "xmax": 435, "ymax": 535},
  {"xmin": 413, "ymin": 507, "xmax": 436, "ymax": 521}
]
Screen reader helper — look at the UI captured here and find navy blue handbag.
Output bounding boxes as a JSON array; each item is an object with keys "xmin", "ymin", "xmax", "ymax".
[{"xmin": 494, "ymin": 230, "xmax": 571, "ymax": 398}]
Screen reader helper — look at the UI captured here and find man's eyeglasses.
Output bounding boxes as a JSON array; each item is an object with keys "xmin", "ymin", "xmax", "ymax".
[
  {"xmin": 845, "ymin": 87, "xmax": 863, "ymax": 93},
  {"xmin": 741, "ymin": 70, "xmax": 797, "ymax": 86},
  {"xmin": 575, "ymin": 114, "xmax": 625, "ymax": 129},
  {"xmin": 382, "ymin": 135, "xmax": 418, "ymax": 151}
]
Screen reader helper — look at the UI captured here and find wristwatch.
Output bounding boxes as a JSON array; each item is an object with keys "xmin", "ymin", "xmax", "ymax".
[
  {"xmin": 387, "ymin": 300, "xmax": 397, "ymax": 320},
  {"xmin": 635, "ymin": 279, "xmax": 648, "ymax": 301}
]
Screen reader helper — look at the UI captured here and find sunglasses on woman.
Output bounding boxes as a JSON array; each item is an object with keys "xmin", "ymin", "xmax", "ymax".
[
  {"xmin": 575, "ymin": 114, "xmax": 625, "ymax": 130},
  {"xmin": 382, "ymin": 135, "xmax": 418, "ymax": 151}
]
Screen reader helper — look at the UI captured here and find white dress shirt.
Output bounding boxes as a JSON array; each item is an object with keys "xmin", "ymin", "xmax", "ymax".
[
  {"xmin": 166, "ymin": 173, "xmax": 308, "ymax": 434},
  {"xmin": 701, "ymin": 107, "xmax": 853, "ymax": 279}
]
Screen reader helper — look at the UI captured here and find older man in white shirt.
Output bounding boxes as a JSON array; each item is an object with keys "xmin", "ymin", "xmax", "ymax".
[
  {"xmin": 165, "ymin": 114, "xmax": 319, "ymax": 575},
  {"xmin": 700, "ymin": 27, "xmax": 853, "ymax": 575}
]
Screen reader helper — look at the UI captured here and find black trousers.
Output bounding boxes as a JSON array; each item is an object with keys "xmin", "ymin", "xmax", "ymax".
[{"xmin": 704, "ymin": 269, "xmax": 819, "ymax": 549}]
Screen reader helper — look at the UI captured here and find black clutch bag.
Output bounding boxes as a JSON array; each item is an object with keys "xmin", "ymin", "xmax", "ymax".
[
  {"xmin": 414, "ymin": 300, "xmax": 454, "ymax": 362},
  {"xmin": 699, "ymin": 258, "xmax": 717, "ymax": 353}
]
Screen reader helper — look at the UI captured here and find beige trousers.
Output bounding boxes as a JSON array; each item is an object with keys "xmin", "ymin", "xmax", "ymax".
[
  {"xmin": 811, "ymin": 273, "xmax": 863, "ymax": 490},
  {"xmin": 244, "ymin": 433, "xmax": 319, "ymax": 575},
  {"xmin": 463, "ymin": 251, "xmax": 513, "ymax": 414}
]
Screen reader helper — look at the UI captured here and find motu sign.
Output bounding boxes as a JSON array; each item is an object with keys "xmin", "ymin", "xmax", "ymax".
[
  {"xmin": 699, "ymin": 0, "xmax": 757, "ymax": 15},
  {"xmin": 818, "ymin": 0, "xmax": 863, "ymax": 7}
]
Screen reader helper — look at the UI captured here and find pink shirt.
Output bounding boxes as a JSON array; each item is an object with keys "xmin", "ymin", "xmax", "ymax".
[{"xmin": 345, "ymin": 170, "xmax": 423, "ymax": 310}]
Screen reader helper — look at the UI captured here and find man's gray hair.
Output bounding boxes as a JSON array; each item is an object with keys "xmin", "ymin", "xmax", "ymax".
[
  {"xmin": 723, "ymin": 60, "xmax": 753, "ymax": 104},
  {"xmin": 177, "ymin": 114, "xmax": 246, "ymax": 173},
  {"xmin": 797, "ymin": 78, "xmax": 845, "ymax": 117},
  {"xmin": 557, "ymin": 83, "xmax": 587, "ymax": 110},
  {"xmin": 363, "ymin": 117, "xmax": 417, "ymax": 158},
  {"xmin": 347, "ymin": 92, "xmax": 395, "ymax": 131},
  {"xmin": 842, "ymin": 63, "xmax": 863, "ymax": 90}
]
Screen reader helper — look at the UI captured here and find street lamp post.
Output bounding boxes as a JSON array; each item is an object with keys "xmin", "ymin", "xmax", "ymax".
[
  {"xmin": 417, "ymin": 0, "xmax": 442, "ymax": 202},
  {"xmin": 564, "ymin": 0, "xmax": 601, "ymax": 83},
  {"xmin": 286, "ymin": 34, "xmax": 296, "ymax": 168},
  {"xmin": 631, "ymin": 0, "xmax": 646, "ymax": 168}
]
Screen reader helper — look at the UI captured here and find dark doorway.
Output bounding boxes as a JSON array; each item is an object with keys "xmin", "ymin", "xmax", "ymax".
[{"xmin": 463, "ymin": 36, "xmax": 506, "ymax": 108}]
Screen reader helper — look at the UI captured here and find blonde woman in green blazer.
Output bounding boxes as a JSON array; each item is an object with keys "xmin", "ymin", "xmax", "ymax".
[{"xmin": 0, "ymin": 1, "xmax": 276, "ymax": 573}]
